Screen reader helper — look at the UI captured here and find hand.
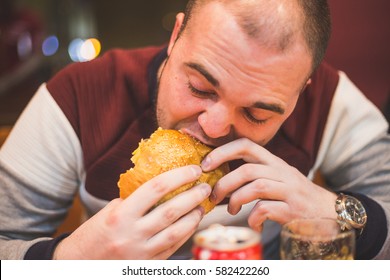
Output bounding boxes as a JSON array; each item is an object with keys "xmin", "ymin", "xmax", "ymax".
[
  {"xmin": 201, "ymin": 138, "xmax": 337, "ymax": 231},
  {"xmin": 53, "ymin": 165, "xmax": 211, "ymax": 259}
]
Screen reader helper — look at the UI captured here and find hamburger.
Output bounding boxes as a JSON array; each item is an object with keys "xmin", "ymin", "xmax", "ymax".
[{"xmin": 117, "ymin": 127, "xmax": 229, "ymax": 214}]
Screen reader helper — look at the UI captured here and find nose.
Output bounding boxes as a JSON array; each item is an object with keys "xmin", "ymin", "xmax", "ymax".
[{"xmin": 198, "ymin": 102, "xmax": 233, "ymax": 139}]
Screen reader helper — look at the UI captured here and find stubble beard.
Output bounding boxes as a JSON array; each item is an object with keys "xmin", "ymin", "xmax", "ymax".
[{"xmin": 153, "ymin": 58, "xmax": 169, "ymax": 129}]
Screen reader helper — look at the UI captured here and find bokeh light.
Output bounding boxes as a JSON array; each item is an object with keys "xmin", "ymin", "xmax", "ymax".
[
  {"xmin": 68, "ymin": 38, "xmax": 101, "ymax": 62},
  {"xmin": 68, "ymin": 38, "xmax": 84, "ymax": 62},
  {"xmin": 80, "ymin": 38, "xmax": 101, "ymax": 61},
  {"xmin": 42, "ymin": 35, "xmax": 59, "ymax": 56},
  {"xmin": 17, "ymin": 32, "xmax": 33, "ymax": 60}
]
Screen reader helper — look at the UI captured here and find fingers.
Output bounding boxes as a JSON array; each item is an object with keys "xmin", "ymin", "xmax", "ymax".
[
  {"xmin": 227, "ymin": 178, "xmax": 286, "ymax": 215},
  {"xmin": 202, "ymin": 138, "xmax": 280, "ymax": 172},
  {"xmin": 247, "ymin": 200, "xmax": 292, "ymax": 231},
  {"xmin": 147, "ymin": 208, "xmax": 204, "ymax": 259},
  {"xmin": 140, "ymin": 183, "xmax": 211, "ymax": 235},
  {"xmin": 212, "ymin": 163, "xmax": 283, "ymax": 205},
  {"xmin": 98, "ymin": 165, "xmax": 210, "ymax": 259},
  {"xmin": 143, "ymin": 183, "xmax": 211, "ymax": 258},
  {"xmin": 119, "ymin": 165, "xmax": 202, "ymax": 217}
]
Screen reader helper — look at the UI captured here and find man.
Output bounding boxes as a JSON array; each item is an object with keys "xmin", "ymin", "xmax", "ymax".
[{"xmin": 0, "ymin": 0, "xmax": 389, "ymax": 259}]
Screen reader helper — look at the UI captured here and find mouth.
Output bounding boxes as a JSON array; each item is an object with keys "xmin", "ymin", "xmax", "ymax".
[{"xmin": 179, "ymin": 128, "xmax": 217, "ymax": 147}]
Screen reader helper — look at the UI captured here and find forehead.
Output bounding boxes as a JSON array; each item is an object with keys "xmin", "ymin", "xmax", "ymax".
[
  {"xmin": 178, "ymin": 2, "xmax": 311, "ymax": 97},
  {"xmin": 186, "ymin": 0, "xmax": 304, "ymax": 51}
]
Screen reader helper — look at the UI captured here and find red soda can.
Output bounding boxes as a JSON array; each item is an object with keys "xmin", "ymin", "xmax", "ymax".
[{"xmin": 192, "ymin": 224, "xmax": 262, "ymax": 260}]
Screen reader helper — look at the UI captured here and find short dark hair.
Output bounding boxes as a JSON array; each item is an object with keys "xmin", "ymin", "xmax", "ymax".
[
  {"xmin": 179, "ymin": 0, "xmax": 331, "ymax": 72},
  {"xmin": 297, "ymin": 0, "xmax": 331, "ymax": 71}
]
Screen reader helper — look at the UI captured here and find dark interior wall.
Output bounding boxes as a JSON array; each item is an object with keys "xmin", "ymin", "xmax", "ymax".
[
  {"xmin": 325, "ymin": 0, "xmax": 390, "ymax": 109},
  {"xmin": 93, "ymin": 0, "xmax": 187, "ymax": 51}
]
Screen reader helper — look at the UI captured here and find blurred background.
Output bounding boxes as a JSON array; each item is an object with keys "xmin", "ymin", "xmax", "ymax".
[
  {"xmin": 0, "ymin": 0, "xmax": 187, "ymax": 129},
  {"xmin": 1, "ymin": 0, "xmax": 390, "ymax": 129}
]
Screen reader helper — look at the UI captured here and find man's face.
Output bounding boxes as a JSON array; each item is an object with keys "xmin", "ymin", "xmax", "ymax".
[{"xmin": 156, "ymin": 2, "xmax": 312, "ymax": 147}]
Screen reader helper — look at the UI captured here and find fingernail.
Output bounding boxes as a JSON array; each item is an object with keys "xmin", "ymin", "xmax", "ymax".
[
  {"xmin": 191, "ymin": 165, "xmax": 202, "ymax": 177},
  {"xmin": 209, "ymin": 191, "xmax": 217, "ymax": 203},
  {"xmin": 211, "ymin": 182, "xmax": 223, "ymax": 204},
  {"xmin": 228, "ymin": 204, "xmax": 241, "ymax": 215},
  {"xmin": 197, "ymin": 206, "xmax": 205, "ymax": 216},
  {"xmin": 200, "ymin": 183, "xmax": 211, "ymax": 196},
  {"xmin": 193, "ymin": 206, "xmax": 205, "ymax": 219},
  {"xmin": 201, "ymin": 156, "xmax": 211, "ymax": 171},
  {"xmin": 227, "ymin": 204, "xmax": 233, "ymax": 214}
]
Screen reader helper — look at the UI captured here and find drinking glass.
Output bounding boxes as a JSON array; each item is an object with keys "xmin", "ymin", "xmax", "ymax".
[{"xmin": 280, "ymin": 218, "xmax": 355, "ymax": 260}]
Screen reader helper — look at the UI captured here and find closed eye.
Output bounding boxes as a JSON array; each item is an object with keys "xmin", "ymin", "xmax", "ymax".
[
  {"xmin": 187, "ymin": 82, "xmax": 216, "ymax": 99},
  {"xmin": 188, "ymin": 81, "xmax": 268, "ymax": 125},
  {"xmin": 243, "ymin": 108, "xmax": 268, "ymax": 125}
]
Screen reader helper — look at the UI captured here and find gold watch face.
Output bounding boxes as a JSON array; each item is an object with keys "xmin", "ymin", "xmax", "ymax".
[{"xmin": 345, "ymin": 196, "xmax": 367, "ymax": 226}]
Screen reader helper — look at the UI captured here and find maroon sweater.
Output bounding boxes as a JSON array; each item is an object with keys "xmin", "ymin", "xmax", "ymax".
[{"xmin": 24, "ymin": 45, "xmax": 386, "ymax": 260}]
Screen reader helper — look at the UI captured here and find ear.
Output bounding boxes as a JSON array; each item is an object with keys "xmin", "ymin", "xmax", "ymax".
[
  {"xmin": 167, "ymin": 12, "xmax": 185, "ymax": 56},
  {"xmin": 300, "ymin": 78, "xmax": 312, "ymax": 94},
  {"xmin": 304, "ymin": 78, "xmax": 312, "ymax": 90}
]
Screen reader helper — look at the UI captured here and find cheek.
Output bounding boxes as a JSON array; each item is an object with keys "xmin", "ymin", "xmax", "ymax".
[
  {"xmin": 235, "ymin": 117, "xmax": 284, "ymax": 146},
  {"xmin": 261, "ymin": 118, "xmax": 285, "ymax": 143},
  {"xmin": 170, "ymin": 94, "xmax": 205, "ymax": 121},
  {"xmin": 158, "ymin": 75, "xmax": 204, "ymax": 123},
  {"xmin": 166, "ymin": 81, "xmax": 194, "ymax": 112},
  {"xmin": 250, "ymin": 101, "xmax": 295, "ymax": 144}
]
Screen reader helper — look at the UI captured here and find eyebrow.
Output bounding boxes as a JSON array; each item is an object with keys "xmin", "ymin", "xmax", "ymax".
[
  {"xmin": 252, "ymin": 101, "xmax": 285, "ymax": 115},
  {"xmin": 185, "ymin": 62, "xmax": 220, "ymax": 88},
  {"xmin": 185, "ymin": 62, "xmax": 285, "ymax": 115}
]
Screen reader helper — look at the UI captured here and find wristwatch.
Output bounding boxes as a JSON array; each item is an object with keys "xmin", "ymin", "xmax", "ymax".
[{"xmin": 335, "ymin": 193, "xmax": 367, "ymax": 236}]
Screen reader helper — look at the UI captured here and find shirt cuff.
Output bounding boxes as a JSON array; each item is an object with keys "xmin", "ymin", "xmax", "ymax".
[{"xmin": 24, "ymin": 233, "xmax": 70, "ymax": 260}]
